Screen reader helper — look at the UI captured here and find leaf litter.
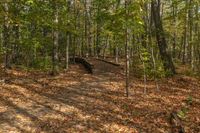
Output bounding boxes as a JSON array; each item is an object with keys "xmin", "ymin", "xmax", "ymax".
[{"xmin": 0, "ymin": 63, "xmax": 199, "ymax": 133}]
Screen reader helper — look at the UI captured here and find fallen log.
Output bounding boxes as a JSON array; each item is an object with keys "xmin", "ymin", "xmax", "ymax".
[
  {"xmin": 95, "ymin": 58, "xmax": 120, "ymax": 66},
  {"xmin": 71, "ymin": 57, "xmax": 93, "ymax": 74}
]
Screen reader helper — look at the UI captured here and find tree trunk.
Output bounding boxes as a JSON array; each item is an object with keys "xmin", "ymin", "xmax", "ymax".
[
  {"xmin": 114, "ymin": 36, "xmax": 119, "ymax": 63},
  {"xmin": 65, "ymin": 33, "xmax": 70, "ymax": 70},
  {"xmin": 52, "ymin": 3, "xmax": 59, "ymax": 75},
  {"xmin": 65, "ymin": 0, "xmax": 71, "ymax": 70},
  {"xmin": 84, "ymin": 0, "xmax": 89, "ymax": 57},
  {"xmin": 172, "ymin": 1, "xmax": 178, "ymax": 58},
  {"xmin": 182, "ymin": 0, "xmax": 189, "ymax": 64},
  {"xmin": 96, "ymin": 2, "xmax": 101, "ymax": 57},
  {"xmin": 151, "ymin": 0, "xmax": 176, "ymax": 75},
  {"xmin": 125, "ymin": 0, "xmax": 130, "ymax": 97},
  {"xmin": 3, "ymin": 2, "xmax": 11, "ymax": 69}
]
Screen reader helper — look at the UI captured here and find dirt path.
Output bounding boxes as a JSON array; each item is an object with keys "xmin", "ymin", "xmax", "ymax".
[{"xmin": 0, "ymin": 62, "xmax": 200, "ymax": 133}]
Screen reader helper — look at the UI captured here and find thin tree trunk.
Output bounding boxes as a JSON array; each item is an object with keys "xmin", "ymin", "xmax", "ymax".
[
  {"xmin": 125, "ymin": 0, "xmax": 130, "ymax": 97},
  {"xmin": 84, "ymin": 0, "xmax": 89, "ymax": 57},
  {"xmin": 65, "ymin": 33, "xmax": 70, "ymax": 70},
  {"xmin": 96, "ymin": 2, "xmax": 101, "ymax": 57},
  {"xmin": 65, "ymin": 0, "xmax": 71, "ymax": 70},
  {"xmin": 115, "ymin": 36, "xmax": 119, "ymax": 63},
  {"xmin": 172, "ymin": 1, "xmax": 177, "ymax": 58},
  {"xmin": 3, "ymin": 2, "xmax": 10, "ymax": 69},
  {"xmin": 52, "ymin": 3, "xmax": 59, "ymax": 75},
  {"xmin": 182, "ymin": 0, "xmax": 189, "ymax": 64}
]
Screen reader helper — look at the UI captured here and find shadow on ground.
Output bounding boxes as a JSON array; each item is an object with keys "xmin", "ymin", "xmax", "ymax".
[{"xmin": 0, "ymin": 63, "xmax": 200, "ymax": 133}]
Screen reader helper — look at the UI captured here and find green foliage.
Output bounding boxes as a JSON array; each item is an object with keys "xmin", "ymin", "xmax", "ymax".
[
  {"xmin": 30, "ymin": 57, "xmax": 52, "ymax": 70},
  {"xmin": 177, "ymin": 109, "xmax": 187, "ymax": 120},
  {"xmin": 0, "ymin": 0, "xmax": 199, "ymax": 77},
  {"xmin": 186, "ymin": 95, "xmax": 193, "ymax": 105},
  {"xmin": 177, "ymin": 96, "xmax": 194, "ymax": 120},
  {"xmin": 140, "ymin": 48, "xmax": 151, "ymax": 63}
]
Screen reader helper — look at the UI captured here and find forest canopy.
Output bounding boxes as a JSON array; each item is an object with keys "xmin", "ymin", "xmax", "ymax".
[{"xmin": 0, "ymin": 0, "xmax": 200, "ymax": 76}]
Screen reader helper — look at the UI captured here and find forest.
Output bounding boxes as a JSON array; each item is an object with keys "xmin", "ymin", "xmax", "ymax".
[{"xmin": 0, "ymin": 0, "xmax": 200, "ymax": 132}]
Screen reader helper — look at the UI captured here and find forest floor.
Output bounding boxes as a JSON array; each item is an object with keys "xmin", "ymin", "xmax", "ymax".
[{"xmin": 0, "ymin": 59, "xmax": 200, "ymax": 133}]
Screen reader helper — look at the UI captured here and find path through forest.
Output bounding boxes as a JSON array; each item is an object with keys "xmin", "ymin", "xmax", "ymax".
[{"xmin": 0, "ymin": 59, "xmax": 200, "ymax": 133}]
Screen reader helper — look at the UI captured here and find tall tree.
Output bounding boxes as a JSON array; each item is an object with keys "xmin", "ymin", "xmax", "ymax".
[
  {"xmin": 3, "ymin": 1, "xmax": 10, "ymax": 69},
  {"xmin": 151, "ymin": 0, "xmax": 176, "ymax": 75},
  {"xmin": 125, "ymin": 0, "xmax": 130, "ymax": 97},
  {"xmin": 52, "ymin": 1, "xmax": 59, "ymax": 75}
]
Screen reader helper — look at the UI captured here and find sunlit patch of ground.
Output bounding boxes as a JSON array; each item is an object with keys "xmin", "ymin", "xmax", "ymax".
[{"xmin": 0, "ymin": 62, "xmax": 200, "ymax": 133}]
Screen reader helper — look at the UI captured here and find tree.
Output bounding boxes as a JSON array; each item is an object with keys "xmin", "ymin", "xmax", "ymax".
[
  {"xmin": 51, "ymin": 1, "xmax": 59, "ymax": 75},
  {"xmin": 3, "ymin": 1, "xmax": 10, "ymax": 69},
  {"xmin": 151, "ymin": 0, "xmax": 176, "ymax": 75},
  {"xmin": 125, "ymin": 0, "xmax": 130, "ymax": 97}
]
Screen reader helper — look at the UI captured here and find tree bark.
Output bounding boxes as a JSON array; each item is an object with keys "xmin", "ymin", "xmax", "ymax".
[
  {"xmin": 182, "ymin": 0, "xmax": 189, "ymax": 64},
  {"xmin": 52, "ymin": 3, "xmax": 59, "ymax": 75},
  {"xmin": 65, "ymin": 0, "xmax": 71, "ymax": 70},
  {"xmin": 151, "ymin": 0, "xmax": 176, "ymax": 75},
  {"xmin": 3, "ymin": 2, "xmax": 11, "ymax": 69},
  {"xmin": 125, "ymin": 0, "xmax": 130, "ymax": 97},
  {"xmin": 172, "ymin": 1, "xmax": 178, "ymax": 59}
]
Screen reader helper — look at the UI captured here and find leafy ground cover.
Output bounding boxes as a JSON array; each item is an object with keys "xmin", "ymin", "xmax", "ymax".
[{"xmin": 0, "ymin": 61, "xmax": 199, "ymax": 133}]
